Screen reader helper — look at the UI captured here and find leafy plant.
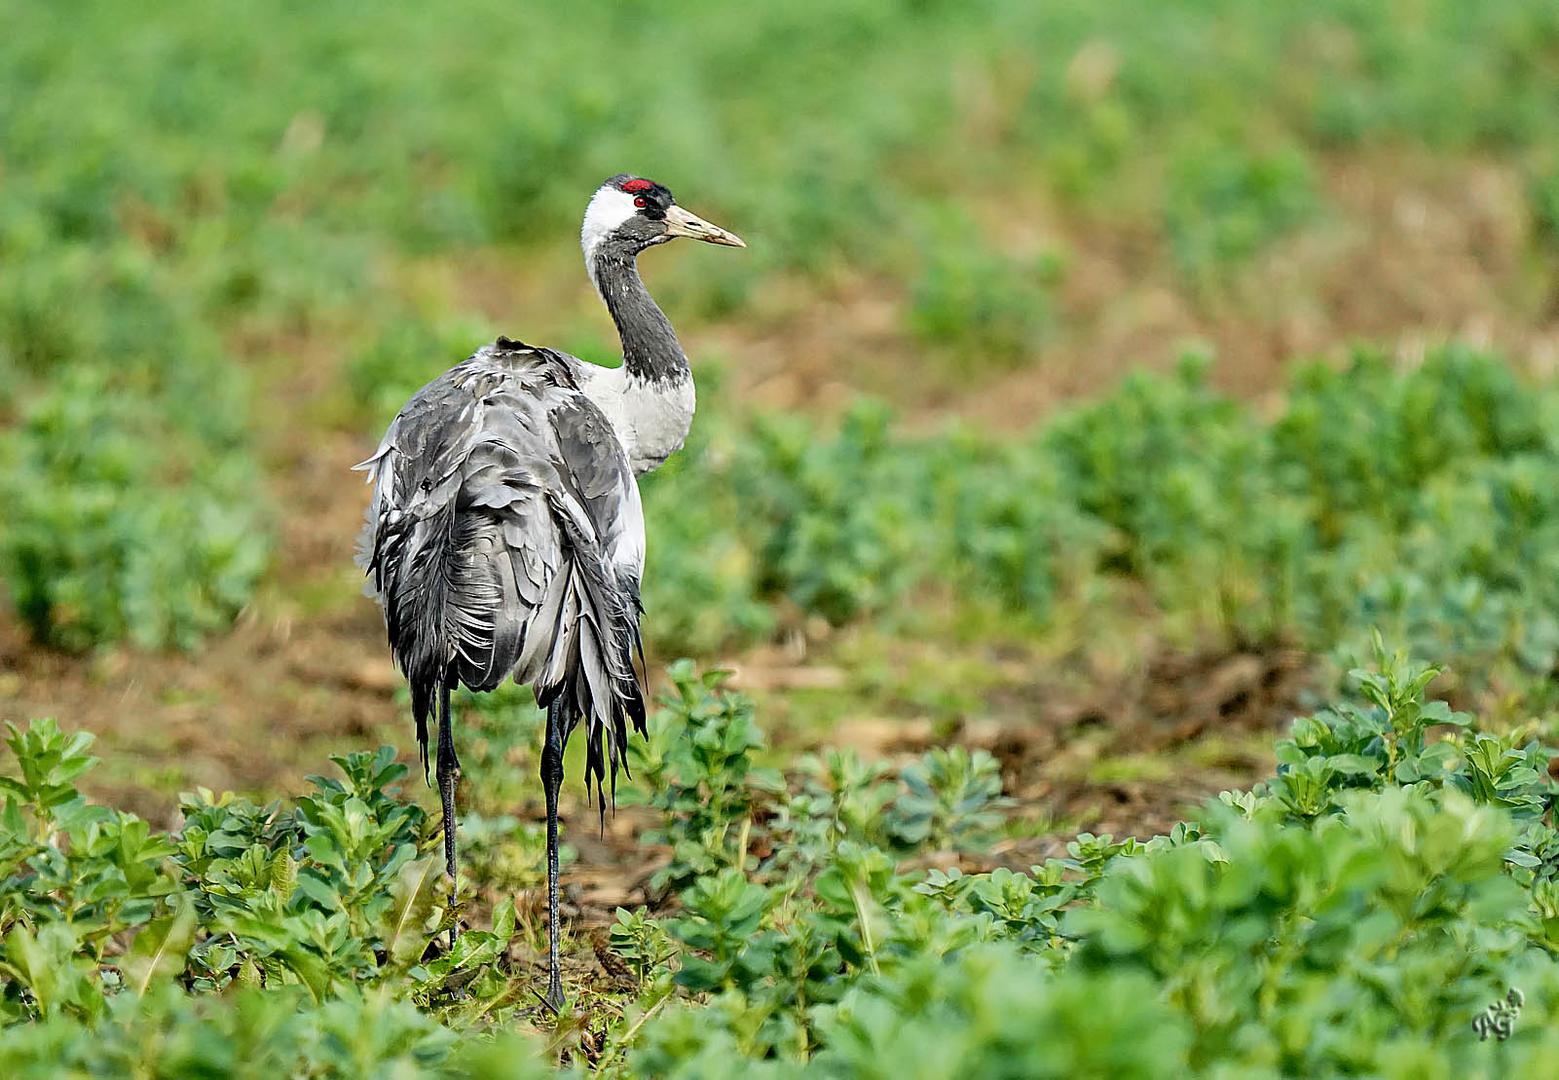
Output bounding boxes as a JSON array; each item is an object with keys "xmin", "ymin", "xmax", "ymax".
[
  {"xmin": 0, "ymin": 719, "xmax": 537, "ymax": 1069},
  {"xmin": 630, "ymin": 662, "xmax": 780, "ymax": 895},
  {"xmin": 622, "ymin": 648, "xmax": 1559, "ymax": 1076},
  {"xmin": 0, "ymin": 367, "xmax": 267, "ymax": 651},
  {"xmin": 908, "ymin": 211, "xmax": 1066, "ymax": 368},
  {"xmin": 5, "ymin": 647, "xmax": 1559, "ymax": 1075},
  {"xmin": 1163, "ymin": 143, "xmax": 1318, "ymax": 281}
]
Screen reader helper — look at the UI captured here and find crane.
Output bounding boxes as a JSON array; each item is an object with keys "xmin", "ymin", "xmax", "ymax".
[{"xmin": 355, "ymin": 175, "xmax": 743, "ymax": 1007}]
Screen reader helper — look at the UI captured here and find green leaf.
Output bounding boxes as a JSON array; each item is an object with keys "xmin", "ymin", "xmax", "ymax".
[
  {"xmin": 383, "ymin": 856, "xmax": 441, "ymax": 970},
  {"xmin": 125, "ymin": 901, "xmax": 198, "ymax": 997}
]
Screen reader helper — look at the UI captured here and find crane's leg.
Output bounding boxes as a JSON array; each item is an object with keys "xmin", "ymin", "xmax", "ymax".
[
  {"xmin": 436, "ymin": 686, "xmax": 462, "ymax": 947},
  {"xmin": 541, "ymin": 699, "xmax": 566, "ymax": 1010}
]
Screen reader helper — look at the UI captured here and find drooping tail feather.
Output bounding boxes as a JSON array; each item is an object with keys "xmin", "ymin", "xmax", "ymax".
[
  {"xmin": 377, "ymin": 503, "xmax": 460, "ymax": 784},
  {"xmin": 364, "ymin": 467, "xmax": 645, "ymax": 807},
  {"xmin": 534, "ymin": 532, "xmax": 646, "ymax": 821}
]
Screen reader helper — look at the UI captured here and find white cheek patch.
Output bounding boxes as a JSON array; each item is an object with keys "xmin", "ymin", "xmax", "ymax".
[{"xmin": 581, "ymin": 187, "xmax": 639, "ymax": 262}]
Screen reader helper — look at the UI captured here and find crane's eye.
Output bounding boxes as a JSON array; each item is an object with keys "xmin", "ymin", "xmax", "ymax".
[{"xmin": 633, "ymin": 196, "xmax": 648, "ymax": 208}]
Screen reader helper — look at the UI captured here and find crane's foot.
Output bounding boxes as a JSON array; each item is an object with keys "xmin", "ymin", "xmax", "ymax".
[{"xmin": 545, "ymin": 972, "xmax": 565, "ymax": 1013}]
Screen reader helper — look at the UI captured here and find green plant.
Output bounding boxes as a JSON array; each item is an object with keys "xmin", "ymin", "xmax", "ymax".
[
  {"xmin": 617, "ymin": 648, "xmax": 1559, "ymax": 1076},
  {"xmin": 0, "ymin": 718, "xmax": 539, "ymax": 1071},
  {"xmin": 887, "ymin": 747, "xmax": 1010, "ymax": 852},
  {"xmin": 0, "ymin": 367, "xmax": 267, "ymax": 651},
  {"xmin": 630, "ymin": 662, "xmax": 781, "ymax": 894},
  {"xmin": 6, "ymin": 647, "xmax": 1559, "ymax": 1075},
  {"xmin": 1163, "ymin": 143, "xmax": 1318, "ymax": 280},
  {"xmin": 908, "ymin": 214, "xmax": 1066, "ymax": 368}
]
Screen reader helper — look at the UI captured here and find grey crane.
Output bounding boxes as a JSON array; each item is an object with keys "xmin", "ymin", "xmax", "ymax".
[{"xmin": 355, "ymin": 174, "xmax": 743, "ymax": 1007}]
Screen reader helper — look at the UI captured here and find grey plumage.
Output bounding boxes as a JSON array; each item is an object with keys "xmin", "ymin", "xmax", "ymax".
[{"xmin": 355, "ymin": 338, "xmax": 647, "ymax": 808}]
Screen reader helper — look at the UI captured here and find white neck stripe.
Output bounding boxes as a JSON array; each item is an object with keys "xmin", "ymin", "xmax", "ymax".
[{"xmin": 581, "ymin": 187, "xmax": 638, "ymax": 289}]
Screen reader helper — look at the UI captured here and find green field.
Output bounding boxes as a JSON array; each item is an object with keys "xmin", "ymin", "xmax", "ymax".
[{"xmin": 5, "ymin": 0, "xmax": 1559, "ymax": 1074}]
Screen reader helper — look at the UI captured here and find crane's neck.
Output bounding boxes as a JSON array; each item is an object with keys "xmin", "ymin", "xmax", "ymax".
[
  {"xmin": 591, "ymin": 244, "xmax": 689, "ymax": 385},
  {"xmin": 584, "ymin": 242, "xmax": 695, "ymax": 474}
]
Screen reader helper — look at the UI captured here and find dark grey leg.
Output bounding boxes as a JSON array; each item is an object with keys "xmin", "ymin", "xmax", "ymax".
[
  {"xmin": 436, "ymin": 688, "xmax": 461, "ymax": 947},
  {"xmin": 541, "ymin": 699, "xmax": 566, "ymax": 1009}
]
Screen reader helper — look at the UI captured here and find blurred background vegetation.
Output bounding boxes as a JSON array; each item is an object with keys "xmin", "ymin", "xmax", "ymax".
[{"xmin": 6, "ymin": 0, "xmax": 1559, "ymax": 1071}]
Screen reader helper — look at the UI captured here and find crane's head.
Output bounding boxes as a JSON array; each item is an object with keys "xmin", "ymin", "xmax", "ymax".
[{"xmin": 581, "ymin": 175, "xmax": 745, "ymax": 265}]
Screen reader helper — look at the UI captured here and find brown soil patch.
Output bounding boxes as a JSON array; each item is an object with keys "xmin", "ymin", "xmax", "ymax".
[{"xmin": 821, "ymin": 645, "xmax": 1313, "ymax": 862}]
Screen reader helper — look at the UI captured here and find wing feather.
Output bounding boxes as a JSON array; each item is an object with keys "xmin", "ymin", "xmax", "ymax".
[{"xmin": 358, "ymin": 340, "xmax": 647, "ymax": 796}]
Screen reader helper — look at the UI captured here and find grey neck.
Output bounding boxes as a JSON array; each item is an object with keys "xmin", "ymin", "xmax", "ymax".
[{"xmin": 590, "ymin": 240, "xmax": 689, "ymax": 384}]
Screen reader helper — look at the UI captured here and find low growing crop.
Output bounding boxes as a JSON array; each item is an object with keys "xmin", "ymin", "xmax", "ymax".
[
  {"xmin": 2, "ymin": 648, "xmax": 1557, "ymax": 1074},
  {"xmin": 639, "ymin": 347, "xmax": 1559, "ymax": 717},
  {"xmin": 0, "ymin": 366, "xmax": 267, "ymax": 651},
  {"xmin": 0, "ymin": 721, "xmax": 537, "ymax": 1075},
  {"xmin": 612, "ymin": 649, "xmax": 1559, "ymax": 1075}
]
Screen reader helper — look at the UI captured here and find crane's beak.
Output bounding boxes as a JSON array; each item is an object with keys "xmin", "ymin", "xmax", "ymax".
[{"xmin": 664, "ymin": 204, "xmax": 746, "ymax": 248}]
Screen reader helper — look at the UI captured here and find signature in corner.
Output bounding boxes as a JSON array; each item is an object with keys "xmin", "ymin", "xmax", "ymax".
[{"xmin": 1472, "ymin": 987, "xmax": 1524, "ymax": 1042}]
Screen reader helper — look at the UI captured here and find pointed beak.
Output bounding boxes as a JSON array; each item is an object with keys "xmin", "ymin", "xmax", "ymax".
[{"xmin": 663, "ymin": 204, "xmax": 746, "ymax": 248}]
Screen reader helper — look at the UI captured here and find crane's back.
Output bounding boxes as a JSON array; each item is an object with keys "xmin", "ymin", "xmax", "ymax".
[{"xmin": 355, "ymin": 339, "xmax": 647, "ymax": 800}]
